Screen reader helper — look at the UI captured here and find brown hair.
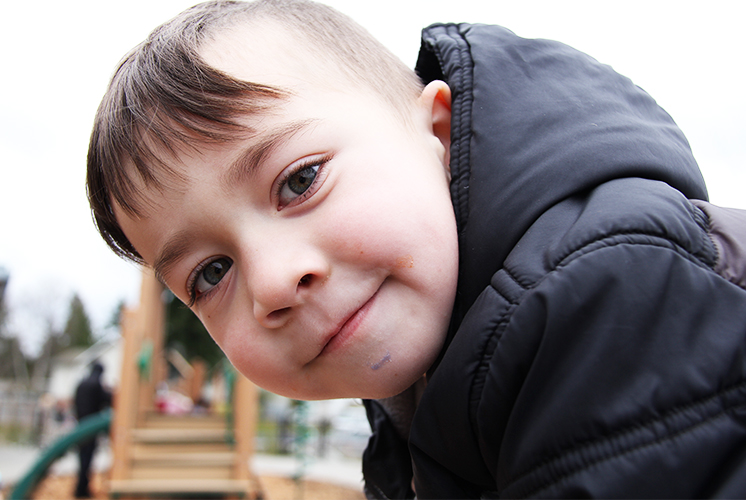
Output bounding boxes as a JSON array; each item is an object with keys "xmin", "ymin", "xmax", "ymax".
[{"xmin": 87, "ymin": 0, "xmax": 423, "ymax": 264}]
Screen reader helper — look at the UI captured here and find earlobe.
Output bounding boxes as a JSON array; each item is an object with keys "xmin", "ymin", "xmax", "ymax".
[{"xmin": 419, "ymin": 80, "xmax": 452, "ymax": 168}]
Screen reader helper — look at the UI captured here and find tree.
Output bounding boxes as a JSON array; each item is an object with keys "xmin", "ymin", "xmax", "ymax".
[
  {"xmin": 0, "ymin": 269, "xmax": 30, "ymax": 384},
  {"xmin": 107, "ymin": 299, "xmax": 126, "ymax": 329},
  {"xmin": 62, "ymin": 294, "xmax": 94, "ymax": 348},
  {"xmin": 0, "ymin": 267, "xmax": 9, "ymax": 337},
  {"xmin": 0, "ymin": 335, "xmax": 29, "ymax": 383}
]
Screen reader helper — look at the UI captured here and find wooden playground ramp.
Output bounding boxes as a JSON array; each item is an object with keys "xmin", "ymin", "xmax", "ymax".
[{"xmin": 107, "ymin": 269, "xmax": 262, "ymax": 499}]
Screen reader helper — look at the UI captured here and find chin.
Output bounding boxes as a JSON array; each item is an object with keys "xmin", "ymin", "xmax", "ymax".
[
  {"xmin": 353, "ymin": 369, "xmax": 429, "ymax": 400},
  {"xmin": 277, "ymin": 373, "xmax": 423, "ymax": 402}
]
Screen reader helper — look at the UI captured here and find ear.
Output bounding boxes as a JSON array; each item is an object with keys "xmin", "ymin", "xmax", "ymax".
[{"xmin": 418, "ymin": 80, "xmax": 452, "ymax": 167}]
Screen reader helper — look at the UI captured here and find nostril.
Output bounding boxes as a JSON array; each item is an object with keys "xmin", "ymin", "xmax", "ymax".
[
  {"xmin": 298, "ymin": 274, "xmax": 313, "ymax": 287},
  {"xmin": 266, "ymin": 307, "xmax": 291, "ymax": 322}
]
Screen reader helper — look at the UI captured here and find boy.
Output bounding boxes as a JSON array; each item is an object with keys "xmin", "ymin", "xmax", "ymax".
[{"xmin": 87, "ymin": 0, "xmax": 746, "ymax": 498}]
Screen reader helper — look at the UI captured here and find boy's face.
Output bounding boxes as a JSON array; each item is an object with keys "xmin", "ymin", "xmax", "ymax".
[{"xmin": 116, "ymin": 24, "xmax": 458, "ymax": 400}]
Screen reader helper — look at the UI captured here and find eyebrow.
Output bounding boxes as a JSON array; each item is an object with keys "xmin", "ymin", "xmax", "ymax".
[
  {"xmin": 221, "ymin": 118, "xmax": 318, "ymax": 188},
  {"xmin": 153, "ymin": 230, "xmax": 194, "ymax": 287}
]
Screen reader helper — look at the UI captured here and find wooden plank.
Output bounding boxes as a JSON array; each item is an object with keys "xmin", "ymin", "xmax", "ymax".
[
  {"xmin": 132, "ymin": 442, "xmax": 232, "ymax": 454},
  {"xmin": 131, "ymin": 427, "xmax": 229, "ymax": 442},
  {"xmin": 130, "ymin": 466, "xmax": 233, "ymax": 480},
  {"xmin": 142, "ymin": 413, "xmax": 227, "ymax": 429},
  {"xmin": 108, "ymin": 478, "xmax": 254, "ymax": 494},
  {"xmin": 131, "ymin": 451, "xmax": 235, "ymax": 464}
]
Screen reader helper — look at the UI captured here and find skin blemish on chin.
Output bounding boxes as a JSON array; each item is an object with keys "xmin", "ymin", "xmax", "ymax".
[
  {"xmin": 371, "ymin": 352, "xmax": 392, "ymax": 370},
  {"xmin": 395, "ymin": 255, "xmax": 414, "ymax": 268}
]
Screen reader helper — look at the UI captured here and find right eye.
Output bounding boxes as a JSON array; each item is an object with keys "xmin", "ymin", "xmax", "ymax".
[{"xmin": 188, "ymin": 257, "xmax": 233, "ymax": 304}]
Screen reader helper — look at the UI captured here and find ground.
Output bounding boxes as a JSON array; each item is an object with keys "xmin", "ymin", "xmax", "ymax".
[{"xmin": 5, "ymin": 472, "xmax": 366, "ymax": 500}]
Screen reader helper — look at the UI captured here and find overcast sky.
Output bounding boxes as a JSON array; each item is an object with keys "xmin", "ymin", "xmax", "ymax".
[{"xmin": 1, "ymin": 1, "xmax": 744, "ymax": 355}]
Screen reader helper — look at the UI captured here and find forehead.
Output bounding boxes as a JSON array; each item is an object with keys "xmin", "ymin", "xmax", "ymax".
[
  {"xmin": 200, "ymin": 19, "xmax": 342, "ymax": 93},
  {"xmin": 119, "ymin": 22, "xmax": 333, "ymax": 217},
  {"xmin": 117, "ymin": 19, "xmax": 399, "ymax": 224}
]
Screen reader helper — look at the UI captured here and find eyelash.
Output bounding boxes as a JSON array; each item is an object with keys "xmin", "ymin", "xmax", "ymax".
[{"xmin": 275, "ymin": 154, "xmax": 333, "ymax": 210}]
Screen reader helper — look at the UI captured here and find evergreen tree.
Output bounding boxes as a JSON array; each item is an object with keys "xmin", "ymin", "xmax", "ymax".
[
  {"xmin": 107, "ymin": 300, "xmax": 125, "ymax": 329},
  {"xmin": 0, "ymin": 269, "xmax": 25, "ymax": 381},
  {"xmin": 62, "ymin": 294, "xmax": 94, "ymax": 348},
  {"xmin": 0, "ymin": 267, "xmax": 9, "ymax": 337},
  {"xmin": 0, "ymin": 336, "xmax": 26, "ymax": 380}
]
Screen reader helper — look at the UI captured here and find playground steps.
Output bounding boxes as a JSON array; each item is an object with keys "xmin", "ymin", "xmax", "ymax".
[
  {"xmin": 108, "ymin": 479, "xmax": 255, "ymax": 497},
  {"xmin": 140, "ymin": 412, "xmax": 227, "ymax": 429},
  {"xmin": 131, "ymin": 427, "xmax": 230, "ymax": 441},
  {"xmin": 109, "ymin": 412, "xmax": 258, "ymax": 498}
]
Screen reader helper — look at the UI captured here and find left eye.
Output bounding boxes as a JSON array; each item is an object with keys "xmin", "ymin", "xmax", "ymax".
[
  {"xmin": 279, "ymin": 164, "xmax": 319, "ymax": 207},
  {"xmin": 192, "ymin": 257, "xmax": 232, "ymax": 299},
  {"xmin": 276, "ymin": 155, "xmax": 331, "ymax": 209}
]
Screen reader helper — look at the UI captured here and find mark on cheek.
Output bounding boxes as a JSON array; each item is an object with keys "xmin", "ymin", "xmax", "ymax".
[
  {"xmin": 395, "ymin": 255, "xmax": 414, "ymax": 269},
  {"xmin": 371, "ymin": 352, "xmax": 392, "ymax": 371}
]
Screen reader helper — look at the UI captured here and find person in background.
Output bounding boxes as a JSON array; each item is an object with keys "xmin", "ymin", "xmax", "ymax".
[{"xmin": 73, "ymin": 362, "xmax": 111, "ymax": 498}]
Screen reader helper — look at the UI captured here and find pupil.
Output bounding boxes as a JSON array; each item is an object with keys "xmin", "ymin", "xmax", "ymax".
[{"xmin": 289, "ymin": 166, "xmax": 317, "ymax": 194}]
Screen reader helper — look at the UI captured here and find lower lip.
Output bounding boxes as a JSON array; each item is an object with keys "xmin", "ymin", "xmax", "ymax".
[{"xmin": 321, "ymin": 291, "xmax": 377, "ymax": 356}]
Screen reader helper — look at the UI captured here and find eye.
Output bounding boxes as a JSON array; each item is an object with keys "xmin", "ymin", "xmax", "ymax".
[
  {"xmin": 276, "ymin": 155, "xmax": 332, "ymax": 209},
  {"xmin": 188, "ymin": 257, "xmax": 233, "ymax": 305},
  {"xmin": 281, "ymin": 165, "xmax": 317, "ymax": 202}
]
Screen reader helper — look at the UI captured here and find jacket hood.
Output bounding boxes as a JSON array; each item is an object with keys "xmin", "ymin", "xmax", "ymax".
[{"xmin": 416, "ymin": 23, "xmax": 708, "ymax": 315}]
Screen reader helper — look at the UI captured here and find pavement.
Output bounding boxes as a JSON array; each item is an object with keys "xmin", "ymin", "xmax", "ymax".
[
  {"xmin": 252, "ymin": 452, "xmax": 363, "ymax": 489},
  {"xmin": 0, "ymin": 442, "xmax": 364, "ymax": 492}
]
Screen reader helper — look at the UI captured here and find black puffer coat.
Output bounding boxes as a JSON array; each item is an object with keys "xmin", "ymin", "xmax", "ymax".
[{"xmin": 362, "ymin": 23, "xmax": 746, "ymax": 499}]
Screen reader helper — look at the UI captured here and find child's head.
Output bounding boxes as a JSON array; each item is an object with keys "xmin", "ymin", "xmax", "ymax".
[{"xmin": 87, "ymin": 0, "xmax": 459, "ymax": 400}]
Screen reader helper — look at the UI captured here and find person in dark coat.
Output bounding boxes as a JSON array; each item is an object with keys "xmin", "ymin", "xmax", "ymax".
[
  {"xmin": 83, "ymin": 1, "xmax": 746, "ymax": 497},
  {"xmin": 73, "ymin": 362, "xmax": 111, "ymax": 498}
]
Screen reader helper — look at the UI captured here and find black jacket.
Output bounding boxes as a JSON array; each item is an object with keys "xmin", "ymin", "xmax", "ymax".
[
  {"xmin": 74, "ymin": 364, "xmax": 112, "ymax": 421},
  {"xmin": 363, "ymin": 23, "xmax": 746, "ymax": 499}
]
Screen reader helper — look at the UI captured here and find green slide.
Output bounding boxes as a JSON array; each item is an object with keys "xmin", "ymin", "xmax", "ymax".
[{"xmin": 9, "ymin": 409, "xmax": 112, "ymax": 500}]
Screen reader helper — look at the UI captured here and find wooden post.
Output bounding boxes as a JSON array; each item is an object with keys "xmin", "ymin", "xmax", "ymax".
[
  {"xmin": 110, "ymin": 306, "xmax": 139, "ymax": 481},
  {"xmin": 232, "ymin": 374, "xmax": 258, "ymax": 483},
  {"xmin": 135, "ymin": 269, "xmax": 165, "ymax": 424},
  {"xmin": 189, "ymin": 358, "xmax": 207, "ymax": 404}
]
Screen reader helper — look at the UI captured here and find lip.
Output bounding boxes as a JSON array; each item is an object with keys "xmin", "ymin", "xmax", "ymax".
[{"xmin": 318, "ymin": 289, "xmax": 378, "ymax": 358}]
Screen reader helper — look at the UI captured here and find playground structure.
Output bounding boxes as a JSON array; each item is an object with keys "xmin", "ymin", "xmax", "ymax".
[
  {"xmin": 11, "ymin": 268, "xmax": 262, "ymax": 499},
  {"xmin": 109, "ymin": 268, "xmax": 261, "ymax": 498}
]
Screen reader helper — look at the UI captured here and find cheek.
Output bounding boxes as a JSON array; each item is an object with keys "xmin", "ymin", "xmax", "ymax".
[
  {"xmin": 215, "ymin": 325, "xmax": 280, "ymax": 389},
  {"xmin": 315, "ymin": 198, "xmax": 397, "ymax": 262},
  {"xmin": 200, "ymin": 312, "xmax": 266, "ymax": 376},
  {"xmin": 344, "ymin": 197, "xmax": 454, "ymax": 271},
  {"xmin": 203, "ymin": 306, "xmax": 300, "ymax": 394}
]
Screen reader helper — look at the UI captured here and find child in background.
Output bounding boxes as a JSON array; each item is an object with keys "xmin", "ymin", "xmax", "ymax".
[{"xmin": 86, "ymin": 1, "xmax": 746, "ymax": 497}]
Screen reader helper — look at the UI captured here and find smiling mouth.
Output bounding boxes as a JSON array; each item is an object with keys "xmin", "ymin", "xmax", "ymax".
[{"xmin": 318, "ymin": 290, "xmax": 378, "ymax": 357}]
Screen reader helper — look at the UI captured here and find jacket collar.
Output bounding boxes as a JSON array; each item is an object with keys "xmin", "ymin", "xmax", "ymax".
[{"xmin": 416, "ymin": 23, "xmax": 706, "ymax": 348}]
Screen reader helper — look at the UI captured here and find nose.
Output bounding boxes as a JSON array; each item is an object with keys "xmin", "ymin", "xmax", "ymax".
[{"xmin": 248, "ymin": 244, "xmax": 329, "ymax": 328}]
